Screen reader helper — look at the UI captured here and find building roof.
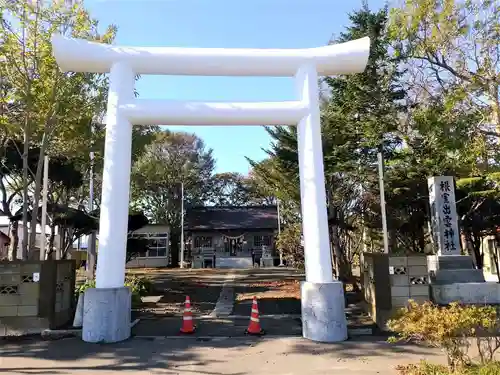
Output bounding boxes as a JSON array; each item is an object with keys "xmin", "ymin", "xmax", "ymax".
[{"xmin": 186, "ymin": 205, "xmax": 279, "ymax": 231}]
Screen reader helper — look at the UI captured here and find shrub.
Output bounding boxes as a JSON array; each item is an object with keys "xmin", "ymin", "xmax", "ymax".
[
  {"xmin": 76, "ymin": 275, "xmax": 154, "ymax": 308},
  {"xmin": 125, "ymin": 275, "xmax": 154, "ymax": 297},
  {"xmin": 388, "ymin": 300, "xmax": 500, "ymax": 371},
  {"xmin": 396, "ymin": 361, "xmax": 500, "ymax": 375},
  {"xmin": 276, "ymin": 223, "xmax": 304, "ymax": 269}
]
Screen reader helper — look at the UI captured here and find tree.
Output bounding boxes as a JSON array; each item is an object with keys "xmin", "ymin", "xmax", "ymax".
[
  {"xmin": 455, "ymin": 174, "xmax": 500, "ymax": 269},
  {"xmin": 131, "ymin": 130, "xmax": 215, "ymax": 267},
  {"xmin": 249, "ymin": 4, "xmax": 405, "ymax": 280},
  {"xmin": 0, "ymin": 139, "xmax": 39, "ymax": 259},
  {"xmin": 209, "ymin": 172, "xmax": 252, "ymax": 206},
  {"xmin": 0, "ymin": 0, "xmax": 116, "ymax": 258},
  {"xmin": 389, "ymin": 0, "xmax": 500, "ymax": 136},
  {"xmin": 208, "ymin": 171, "xmax": 276, "ymax": 206},
  {"xmin": 276, "ymin": 223, "xmax": 303, "ymax": 269},
  {"xmin": 79, "ymin": 123, "xmax": 159, "ymax": 211}
]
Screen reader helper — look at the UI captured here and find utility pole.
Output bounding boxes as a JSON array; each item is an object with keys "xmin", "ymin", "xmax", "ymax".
[
  {"xmin": 39, "ymin": 155, "xmax": 49, "ymax": 260},
  {"xmin": 377, "ymin": 148, "xmax": 389, "ymax": 254},
  {"xmin": 87, "ymin": 123, "xmax": 97, "ymax": 279},
  {"xmin": 277, "ymin": 198, "xmax": 284, "ymax": 266},
  {"xmin": 180, "ymin": 182, "xmax": 185, "ymax": 268}
]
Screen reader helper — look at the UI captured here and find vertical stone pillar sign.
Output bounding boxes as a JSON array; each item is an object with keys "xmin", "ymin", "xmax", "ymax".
[
  {"xmin": 51, "ymin": 33, "xmax": 370, "ymax": 343},
  {"xmin": 427, "ymin": 176, "xmax": 488, "ymax": 299},
  {"xmin": 428, "ymin": 176, "xmax": 461, "ymax": 256}
]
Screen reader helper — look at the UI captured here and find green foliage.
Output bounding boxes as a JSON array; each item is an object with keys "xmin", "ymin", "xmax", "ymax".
[
  {"xmin": 0, "ymin": 0, "xmax": 118, "ymax": 257},
  {"xmin": 76, "ymin": 275, "xmax": 154, "ymax": 308},
  {"xmin": 131, "ymin": 130, "xmax": 215, "ymax": 224},
  {"xmin": 209, "ymin": 172, "xmax": 253, "ymax": 206},
  {"xmin": 455, "ymin": 174, "xmax": 500, "ymax": 268},
  {"xmin": 396, "ymin": 361, "xmax": 500, "ymax": 375},
  {"xmin": 388, "ymin": 0, "xmax": 500, "ymax": 145},
  {"xmin": 0, "ymin": 0, "xmax": 117, "ymax": 152},
  {"xmin": 276, "ymin": 223, "xmax": 303, "ymax": 269},
  {"xmin": 388, "ymin": 301, "xmax": 500, "ymax": 370}
]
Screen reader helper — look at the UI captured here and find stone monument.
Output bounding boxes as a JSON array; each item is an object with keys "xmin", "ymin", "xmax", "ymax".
[
  {"xmin": 427, "ymin": 176, "xmax": 500, "ymax": 304},
  {"xmin": 261, "ymin": 246, "xmax": 273, "ymax": 267},
  {"xmin": 428, "ymin": 176, "xmax": 461, "ymax": 256}
]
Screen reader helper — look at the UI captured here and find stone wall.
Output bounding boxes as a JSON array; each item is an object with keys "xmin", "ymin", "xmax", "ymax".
[
  {"xmin": 362, "ymin": 253, "xmax": 430, "ymax": 330},
  {"xmin": 0, "ymin": 260, "xmax": 76, "ymax": 336}
]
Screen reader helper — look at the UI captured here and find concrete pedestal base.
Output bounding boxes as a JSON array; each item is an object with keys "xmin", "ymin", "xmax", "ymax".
[
  {"xmin": 82, "ymin": 287, "xmax": 131, "ymax": 343},
  {"xmin": 431, "ymin": 283, "xmax": 500, "ymax": 305},
  {"xmin": 301, "ymin": 281, "xmax": 348, "ymax": 342}
]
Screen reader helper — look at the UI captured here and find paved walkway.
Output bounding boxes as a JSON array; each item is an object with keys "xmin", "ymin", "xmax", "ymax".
[{"xmin": 0, "ymin": 336, "xmax": 445, "ymax": 374}]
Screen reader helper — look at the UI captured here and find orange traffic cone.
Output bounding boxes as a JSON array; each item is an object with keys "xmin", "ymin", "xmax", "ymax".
[
  {"xmin": 245, "ymin": 296, "xmax": 265, "ymax": 335},
  {"xmin": 180, "ymin": 295, "xmax": 195, "ymax": 334}
]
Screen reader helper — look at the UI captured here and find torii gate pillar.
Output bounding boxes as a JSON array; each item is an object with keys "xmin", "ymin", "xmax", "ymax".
[{"xmin": 51, "ymin": 34, "xmax": 370, "ymax": 343}]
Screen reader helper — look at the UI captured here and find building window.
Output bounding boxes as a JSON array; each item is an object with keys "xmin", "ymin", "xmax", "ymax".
[
  {"xmin": 194, "ymin": 236, "xmax": 213, "ymax": 248},
  {"xmin": 254, "ymin": 235, "xmax": 271, "ymax": 248},
  {"xmin": 130, "ymin": 232, "xmax": 169, "ymax": 257}
]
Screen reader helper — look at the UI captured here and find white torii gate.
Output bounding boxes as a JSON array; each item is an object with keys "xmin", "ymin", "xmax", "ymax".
[{"xmin": 51, "ymin": 34, "xmax": 370, "ymax": 344}]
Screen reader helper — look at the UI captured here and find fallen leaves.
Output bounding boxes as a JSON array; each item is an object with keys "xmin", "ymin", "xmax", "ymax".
[{"xmin": 236, "ymin": 280, "xmax": 301, "ymax": 301}]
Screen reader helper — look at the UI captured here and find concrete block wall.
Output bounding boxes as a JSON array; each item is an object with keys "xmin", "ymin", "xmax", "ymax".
[
  {"xmin": 362, "ymin": 253, "xmax": 431, "ymax": 330},
  {"xmin": 389, "ymin": 256, "xmax": 430, "ymax": 308},
  {"xmin": 0, "ymin": 260, "xmax": 76, "ymax": 336},
  {"xmin": 0, "ymin": 262, "xmax": 41, "ymax": 317}
]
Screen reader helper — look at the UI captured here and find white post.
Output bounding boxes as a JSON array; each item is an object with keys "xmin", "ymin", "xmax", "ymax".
[
  {"xmin": 180, "ymin": 182, "xmax": 185, "ymax": 268},
  {"xmin": 295, "ymin": 64, "xmax": 333, "ymax": 284},
  {"xmin": 39, "ymin": 155, "xmax": 49, "ymax": 260},
  {"xmin": 295, "ymin": 63, "xmax": 347, "ymax": 342},
  {"xmin": 94, "ymin": 62, "xmax": 135, "ymax": 289},
  {"xmin": 378, "ymin": 151, "xmax": 389, "ymax": 254}
]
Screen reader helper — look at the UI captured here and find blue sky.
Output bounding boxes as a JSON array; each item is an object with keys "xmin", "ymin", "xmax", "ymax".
[{"xmin": 85, "ymin": 0, "xmax": 386, "ymax": 174}]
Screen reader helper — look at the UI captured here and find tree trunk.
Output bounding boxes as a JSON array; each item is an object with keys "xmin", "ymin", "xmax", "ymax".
[
  {"xmin": 472, "ymin": 233, "xmax": 483, "ymax": 269},
  {"xmin": 21, "ymin": 129, "xmax": 30, "ymax": 260},
  {"xmin": 494, "ymin": 235, "xmax": 500, "ymax": 284},
  {"xmin": 491, "ymin": 85, "xmax": 500, "ymax": 136},
  {"xmin": 87, "ymin": 231, "xmax": 97, "ymax": 280},
  {"xmin": 28, "ymin": 134, "xmax": 48, "ymax": 251},
  {"xmin": 417, "ymin": 226, "xmax": 426, "ymax": 253},
  {"xmin": 58, "ymin": 225, "xmax": 66, "ymax": 260},
  {"xmin": 463, "ymin": 232, "xmax": 476, "ymax": 264},
  {"xmin": 331, "ymin": 224, "xmax": 349, "ymax": 281},
  {"xmin": 427, "ymin": 220, "xmax": 435, "ymax": 246},
  {"xmin": 465, "ymin": 231, "xmax": 483, "ymax": 269},
  {"xmin": 49, "ymin": 224, "xmax": 56, "ymax": 257},
  {"xmin": 169, "ymin": 231, "xmax": 180, "ymax": 267},
  {"xmin": 8, "ymin": 221, "xmax": 19, "ymax": 261}
]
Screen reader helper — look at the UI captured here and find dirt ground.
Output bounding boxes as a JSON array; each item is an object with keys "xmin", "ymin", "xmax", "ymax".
[
  {"xmin": 131, "ymin": 268, "xmax": 225, "ymax": 317},
  {"xmin": 232, "ymin": 268, "xmax": 304, "ymax": 316}
]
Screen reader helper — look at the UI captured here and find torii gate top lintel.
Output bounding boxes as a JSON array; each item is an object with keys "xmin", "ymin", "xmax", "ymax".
[{"xmin": 50, "ymin": 34, "xmax": 370, "ymax": 77}]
